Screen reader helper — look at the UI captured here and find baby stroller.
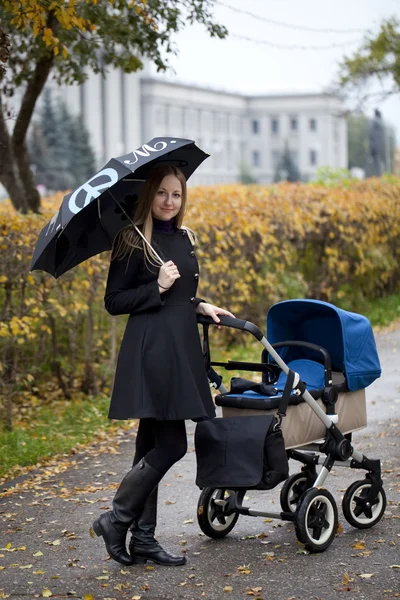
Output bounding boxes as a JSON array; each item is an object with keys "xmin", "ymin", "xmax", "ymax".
[{"xmin": 195, "ymin": 299, "xmax": 385, "ymax": 553}]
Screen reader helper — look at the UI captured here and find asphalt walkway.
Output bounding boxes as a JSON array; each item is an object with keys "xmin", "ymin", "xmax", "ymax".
[{"xmin": 0, "ymin": 326, "xmax": 399, "ymax": 600}]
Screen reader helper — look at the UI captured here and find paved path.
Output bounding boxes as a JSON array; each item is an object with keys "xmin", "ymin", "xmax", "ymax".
[{"xmin": 1, "ymin": 328, "xmax": 399, "ymax": 600}]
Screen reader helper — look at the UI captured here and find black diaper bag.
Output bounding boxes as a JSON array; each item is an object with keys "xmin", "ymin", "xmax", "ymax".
[
  {"xmin": 194, "ymin": 370, "xmax": 299, "ymax": 490},
  {"xmin": 195, "ymin": 414, "xmax": 289, "ymax": 490}
]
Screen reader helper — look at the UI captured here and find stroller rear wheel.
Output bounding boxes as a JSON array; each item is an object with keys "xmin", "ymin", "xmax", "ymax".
[
  {"xmin": 342, "ymin": 479, "xmax": 386, "ymax": 529},
  {"xmin": 294, "ymin": 488, "xmax": 338, "ymax": 553},
  {"xmin": 280, "ymin": 472, "xmax": 315, "ymax": 513},
  {"xmin": 197, "ymin": 488, "xmax": 240, "ymax": 539}
]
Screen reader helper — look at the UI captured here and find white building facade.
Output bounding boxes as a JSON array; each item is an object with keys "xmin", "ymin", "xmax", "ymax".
[{"xmin": 30, "ymin": 69, "xmax": 348, "ymax": 186}]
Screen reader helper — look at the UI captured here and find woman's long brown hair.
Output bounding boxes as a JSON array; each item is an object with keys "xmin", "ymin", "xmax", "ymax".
[{"xmin": 111, "ymin": 164, "xmax": 188, "ymax": 267}]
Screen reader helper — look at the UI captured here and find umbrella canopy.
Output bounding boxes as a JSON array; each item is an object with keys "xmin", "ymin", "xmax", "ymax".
[{"xmin": 30, "ymin": 137, "xmax": 209, "ymax": 278}]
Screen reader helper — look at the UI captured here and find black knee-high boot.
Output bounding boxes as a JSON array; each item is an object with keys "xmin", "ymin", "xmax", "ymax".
[
  {"xmin": 90, "ymin": 458, "xmax": 163, "ymax": 565},
  {"xmin": 128, "ymin": 487, "xmax": 186, "ymax": 566}
]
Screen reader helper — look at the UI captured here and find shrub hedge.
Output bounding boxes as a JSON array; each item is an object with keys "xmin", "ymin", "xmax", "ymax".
[{"xmin": 1, "ymin": 178, "xmax": 399, "ymax": 427}]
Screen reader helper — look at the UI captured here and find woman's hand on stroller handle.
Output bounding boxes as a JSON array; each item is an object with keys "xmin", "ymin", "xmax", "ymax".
[
  {"xmin": 196, "ymin": 313, "xmax": 264, "ymax": 341},
  {"xmin": 195, "ymin": 303, "xmax": 235, "ymax": 329}
]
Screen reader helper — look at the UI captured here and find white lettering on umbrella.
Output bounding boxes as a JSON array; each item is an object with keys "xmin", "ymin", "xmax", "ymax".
[
  {"xmin": 68, "ymin": 168, "xmax": 119, "ymax": 215},
  {"xmin": 123, "ymin": 141, "xmax": 169, "ymax": 165},
  {"xmin": 46, "ymin": 209, "xmax": 60, "ymax": 236}
]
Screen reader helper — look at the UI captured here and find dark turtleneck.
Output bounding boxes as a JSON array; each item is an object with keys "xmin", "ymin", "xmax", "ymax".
[{"xmin": 152, "ymin": 216, "xmax": 176, "ymax": 233}]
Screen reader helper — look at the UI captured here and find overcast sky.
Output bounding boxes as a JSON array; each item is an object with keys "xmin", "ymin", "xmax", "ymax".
[{"xmin": 149, "ymin": 0, "xmax": 400, "ymax": 141}]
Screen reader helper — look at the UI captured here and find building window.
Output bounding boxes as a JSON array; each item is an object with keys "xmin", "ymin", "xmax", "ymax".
[
  {"xmin": 253, "ymin": 150, "xmax": 260, "ymax": 167},
  {"xmin": 310, "ymin": 150, "xmax": 317, "ymax": 166},
  {"xmin": 271, "ymin": 118, "xmax": 279, "ymax": 134},
  {"xmin": 290, "ymin": 117, "xmax": 298, "ymax": 131},
  {"xmin": 252, "ymin": 119, "xmax": 260, "ymax": 134},
  {"xmin": 310, "ymin": 118, "xmax": 317, "ymax": 131}
]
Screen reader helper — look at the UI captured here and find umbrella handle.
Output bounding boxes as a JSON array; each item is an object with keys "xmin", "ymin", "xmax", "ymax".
[{"xmin": 107, "ymin": 189, "xmax": 165, "ymax": 265}]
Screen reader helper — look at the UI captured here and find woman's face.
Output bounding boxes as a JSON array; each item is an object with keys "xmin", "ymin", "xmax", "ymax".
[{"xmin": 151, "ymin": 174, "xmax": 183, "ymax": 221}]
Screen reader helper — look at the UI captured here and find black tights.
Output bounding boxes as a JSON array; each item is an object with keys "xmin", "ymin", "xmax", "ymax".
[{"xmin": 132, "ymin": 419, "xmax": 187, "ymax": 475}]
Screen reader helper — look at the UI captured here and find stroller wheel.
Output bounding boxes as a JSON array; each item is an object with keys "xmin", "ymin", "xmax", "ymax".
[
  {"xmin": 280, "ymin": 472, "xmax": 314, "ymax": 513},
  {"xmin": 294, "ymin": 488, "xmax": 338, "ymax": 553},
  {"xmin": 342, "ymin": 479, "xmax": 386, "ymax": 529},
  {"xmin": 197, "ymin": 488, "xmax": 240, "ymax": 539}
]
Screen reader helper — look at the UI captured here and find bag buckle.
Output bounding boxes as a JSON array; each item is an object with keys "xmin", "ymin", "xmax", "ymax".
[{"xmin": 273, "ymin": 413, "xmax": 283, "ymax": 431}]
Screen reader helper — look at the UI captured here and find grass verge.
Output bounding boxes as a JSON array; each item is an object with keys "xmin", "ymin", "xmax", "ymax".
[{"xmin": 0, "ymin": 394, "xmax": 134, "ymax": 483}]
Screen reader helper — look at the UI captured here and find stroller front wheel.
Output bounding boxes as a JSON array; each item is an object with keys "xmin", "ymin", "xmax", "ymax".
[
  {"xmin": 294, "ymin": 488, "xmax": 338, "ymax": 553},
  {"xmin": 280, "ymin": 472, "xmax": 315, "ymax": 514},
  {"xmin": 197, "ymin": 488, "xmax": 240, "ymax": 539},
  {"xmin": 342, "ymin": 479, "xmax": 386, "ymax": 529}
]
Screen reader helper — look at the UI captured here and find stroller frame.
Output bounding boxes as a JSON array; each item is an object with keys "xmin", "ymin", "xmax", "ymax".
[{"xmin": 196, "ymin": 314, "xmax": 385, "ymax": 553}]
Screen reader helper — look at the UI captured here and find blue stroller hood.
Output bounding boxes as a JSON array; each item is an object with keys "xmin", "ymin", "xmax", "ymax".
[{"xmin": 266, "ymin": 299, "xmax": 381, "ymax": 391}]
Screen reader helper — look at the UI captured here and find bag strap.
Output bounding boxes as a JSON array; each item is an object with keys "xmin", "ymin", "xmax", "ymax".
[{"xmin": 276, "ymin": 369, "xmax": 295, "ymax": 421}]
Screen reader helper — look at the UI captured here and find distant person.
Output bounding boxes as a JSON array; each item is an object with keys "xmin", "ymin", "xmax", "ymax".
[{"xmin": 90, "ymin": 164, "xmax": 233, "ymax": 566}]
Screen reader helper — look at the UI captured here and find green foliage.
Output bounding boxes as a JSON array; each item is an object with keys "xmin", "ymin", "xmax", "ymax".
[
  {"xmin": 1, "ymin": 1, "xmax": 228, "ymax": 90},
  {"xmin": 339, "ymin": 17, "xmax": 400, "ymax": 95},
  {"xmin": 274, "ymin": 146, "xmax": 301, "ymax": 182},
  {"xmin": 347, "ymin": 113, "xmax": 370, "ymax": 170},
  {"xmin": 239, "ymin": 161, "xmax": 257, "ymax": 184},
  {"xmin": 347, "ymin": 112, "xmax": 397, "ymax": 173},
  {"xmin": 313, "ymin": 166, "xmax": 355, "ymax": 186},
  {"xmin": 29, "ymin": 89, "xmax": 97, "ymax": 191}
]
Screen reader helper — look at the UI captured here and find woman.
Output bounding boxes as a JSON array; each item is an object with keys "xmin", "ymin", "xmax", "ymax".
[{"xmin": 90, "ymin": 164, "xmax": 233, "ymax": 567}]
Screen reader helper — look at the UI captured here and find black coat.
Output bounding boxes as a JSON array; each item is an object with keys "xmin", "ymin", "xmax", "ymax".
[{"xmin": 104, "ymin": 228, "xmax": 216, "ymax": 421}]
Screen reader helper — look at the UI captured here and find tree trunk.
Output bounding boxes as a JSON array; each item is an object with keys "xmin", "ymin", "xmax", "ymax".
[
  {"xmin": 48, "ymin": 313, "xmax": 71, "ymax": 400},
  {"xmin": 0, "ymin": 49, "xmax": 54, "ymax": 212},
  {"xmin": 0, "ymin": 94, "xmax": 28, "ymax": 213},
  {"xmin": 12, "ymin": 54, "xmax": 54, "ymax": 213},
  {"xmin": 82, "ymin": 279, "xmax": 98, "ymax": 396}
]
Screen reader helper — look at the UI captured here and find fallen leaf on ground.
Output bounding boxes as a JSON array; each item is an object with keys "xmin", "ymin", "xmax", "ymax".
[
  {"xmin": 237, "ymin": 564, "xmax": 251, "ymax": 574},
  {"xmin": 224, "ymin": 586, "xmax": 233, "ymax": 592},
  {"xmin": 353, "ymin": 541, "xmax": 366, "ymax": 550},
  {"xmin": 245, "ymin": 586, "xmax": 262, "ymax": 596},
  {"xmin": 359, "ymin": 573, "xmax": 375, "ymax": 579},
  {"xmin": 42, "ymin": 589, "xmax": 52, "ymax": 598}
]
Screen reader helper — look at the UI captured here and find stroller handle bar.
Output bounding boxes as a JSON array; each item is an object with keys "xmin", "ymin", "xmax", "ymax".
[{"xmin": 196, "ymin": 315, "xmax": 264, "ymax": 341}]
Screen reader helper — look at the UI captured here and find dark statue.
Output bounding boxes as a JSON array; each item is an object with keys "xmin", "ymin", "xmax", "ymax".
[{"xmin": 366, "ymin": 109, "xmax": 384, "ymax": 177}]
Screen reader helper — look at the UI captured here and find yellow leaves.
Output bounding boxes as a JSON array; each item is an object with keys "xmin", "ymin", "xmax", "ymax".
[
  {"xmin": 237, "ymin": 564, "xmax": 251, "ymax": 574},
  {"xmin": 353, "ymin": 540, "xmax": 366, "ymax": 550},
  {"xmin": 5, "ymin": 0, "xmax": 98, "ymax": 50},
  {"xmin": 41, "ymin": 590, "xmax": 52, "ymax": 598},
  {"xmin": 223, "ymin": 586, "xmax": 233, "ymax": 593},
  {"xmin": 245, "ymin": 588, "xmax": 263, "ymax": 597},
  {"xmin": 83, "ymin": 595, "xmax": 94, "ymax": 600}
]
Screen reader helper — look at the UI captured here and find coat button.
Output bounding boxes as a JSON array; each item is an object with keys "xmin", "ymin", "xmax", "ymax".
[
  {"xmin": 189, "ymin": 250, "xmax": 195, "ymax": 257},
  {"xmin": 181, "ymin": 229, "xmax": 187, "ymax": 236},
  {"xmin": 190, "ymin": 297, "xmax": 196, "ymax": 303},
  {"xmin": 194, "ymin": 273, "xmax": 199, "ymax": 280}
]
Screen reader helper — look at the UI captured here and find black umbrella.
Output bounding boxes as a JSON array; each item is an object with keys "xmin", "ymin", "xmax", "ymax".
[{"xmin": 30, "ymin": 137, "xmax": 209, "ymax": 278}]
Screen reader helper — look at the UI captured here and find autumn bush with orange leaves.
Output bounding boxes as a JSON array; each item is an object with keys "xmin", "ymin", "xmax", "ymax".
[{"xmin": 0, "ymin": 178, "xmax": 399, "ymax": 429}]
